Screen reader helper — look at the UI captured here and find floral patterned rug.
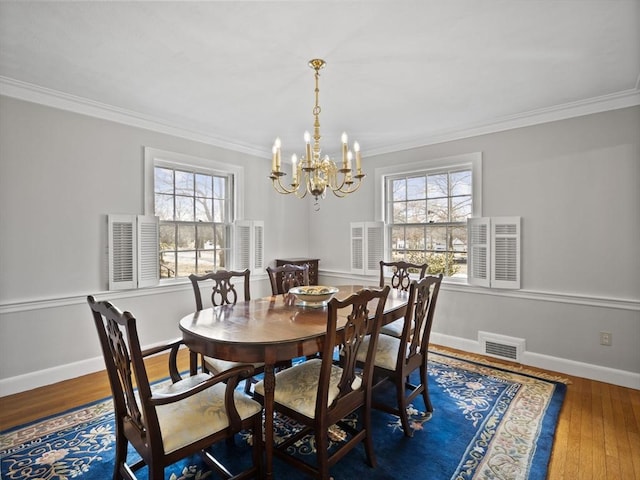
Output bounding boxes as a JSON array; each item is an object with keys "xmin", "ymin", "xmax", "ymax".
[{"xmin": 0, "ymin": 350, "xmax": 567, "ymax": 480}]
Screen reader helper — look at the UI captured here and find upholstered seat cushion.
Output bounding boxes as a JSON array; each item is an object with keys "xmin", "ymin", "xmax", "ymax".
[
  {"xmin": 203, "ymin": 356, "xmax": 264, "ymax": 374},
  {"xmin": 153, "ymin": 374, "xmax": 262, "ymax": 454},
  {"xmin": 380, "ymin": 318, "xmax": 413, "ymax": 338},
  {"xmin": 356, "ymin": 334, "xmax": 402, "ymax": 371},
  {"xmin": 254, "ymin": 358, "xmax": 361, "ymax": 418}
]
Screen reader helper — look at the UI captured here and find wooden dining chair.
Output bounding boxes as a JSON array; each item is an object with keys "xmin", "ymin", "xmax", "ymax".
[
  {"xmin": 266, "ymin": 263, "xmax": 310, "ymax": 295},
  {"xmin": 253, "ymin": 286, "xmax": 390, "ymax": 480},
  {"xmin": 87, "ymin": 295, "xmax": 263, "ymax": 480},
  {"xmin": 188, "ymin": 269, "xmax": 264, "ymax": 394},
  {"xmin": 360, "ymin": 274, "xmax": 443, "ymax": 437},
  {"xmin": 378, "ymin": 260, "xmax": 428, "ymax": 338}
]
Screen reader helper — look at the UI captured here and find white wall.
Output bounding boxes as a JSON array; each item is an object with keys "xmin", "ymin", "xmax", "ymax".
[
  {"xmin": 1, "ymin": 96, "xmax": 638, "ymax": 395},
  {"xmin": 311, "ymin": 106, "xmax": 640, "ymax": 388}
]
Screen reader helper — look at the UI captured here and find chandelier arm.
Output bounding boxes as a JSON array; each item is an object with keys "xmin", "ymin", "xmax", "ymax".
[
  {"xmin": 330, "ymin": 175, "xmax": 365, "ymax": 197},
  {"xmin": 271, "ymin": 175, "xmax": 298, "ymax": 195}
]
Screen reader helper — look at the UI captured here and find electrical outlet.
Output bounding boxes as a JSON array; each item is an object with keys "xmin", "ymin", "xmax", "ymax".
[{"xmin": 600, "ymin": 331, "xmax": 612, "ymax": 346}]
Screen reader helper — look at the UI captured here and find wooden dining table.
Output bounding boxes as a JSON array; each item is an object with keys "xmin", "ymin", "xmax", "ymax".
[{"xmin": 179, "ymin": 284, "xmax": 409, "ymax": 479}]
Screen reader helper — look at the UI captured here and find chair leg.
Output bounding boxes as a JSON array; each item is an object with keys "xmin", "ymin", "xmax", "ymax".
[
  {"xmin": 316, "ymin": 429, "xmax": 331, "ymax": 480},
  {"xmin": 148, "ymin": 464, "xmax": 164, "ymax": 480},
  {"xmin": 363, "ymin": 405, "xmax": 378, "ymax": 468},
  {"xmin": 420, "ymin": 364, "xmax": 433, "ymax": 412},
  {"xmin": 252, "ymin": 414, "xmax": 264, "ymax": 479},
  {"xmin": 396, "ymin": 375, "xmax": 413, "ymax": 437},
  {"xmin": 113, "ymin": 433, "xmax": 127, "ymax": 480}
]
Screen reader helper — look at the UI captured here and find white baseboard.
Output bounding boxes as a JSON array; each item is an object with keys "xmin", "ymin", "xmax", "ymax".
[
  {"xmin": 0, "ymin": 356, "xmax": 106, "ymax": 397},
  {"xmin": 2, "ymin": 333, "xmax": 638, "ymax": 397},
  {"xmin": 430, "ymin": 333, "xmax": 640, "ymax": 390}
]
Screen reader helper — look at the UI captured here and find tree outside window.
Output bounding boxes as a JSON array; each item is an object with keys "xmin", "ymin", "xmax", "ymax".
[
  {"xmin": 155, "ymin": 167, "xmax": 231, "ymax": 278},
  {"xmin": 386, "ymin": 169, "xmax": 471, "ymax": 277}
]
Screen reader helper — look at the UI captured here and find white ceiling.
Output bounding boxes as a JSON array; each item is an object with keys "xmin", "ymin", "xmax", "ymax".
[{"xmin": 1, "ymin": 1, "xmax": 639, "ymax": 158}]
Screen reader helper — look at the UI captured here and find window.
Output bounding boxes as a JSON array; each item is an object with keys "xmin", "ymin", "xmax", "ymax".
[
  {"xmin": 376, "ymin": 152, "xmax": 482, "ymax": 280},
  {"xmin": 144, "ymin": 148, "xmax": 244, "ymax": 279}
]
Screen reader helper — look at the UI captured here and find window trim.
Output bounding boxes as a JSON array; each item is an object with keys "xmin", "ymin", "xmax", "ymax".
[
  {"xmin": 143, "ymin": 147, "xmax": 245, "ymax": 282},
  {"xmin": 374, "ymin": 152, "xmax": 482, "ymax": 283}
]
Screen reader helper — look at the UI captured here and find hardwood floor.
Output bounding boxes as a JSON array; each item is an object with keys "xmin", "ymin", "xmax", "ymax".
[{"xmin": 1, "ymin": 346, "xmax": 638, "ymax": 479}]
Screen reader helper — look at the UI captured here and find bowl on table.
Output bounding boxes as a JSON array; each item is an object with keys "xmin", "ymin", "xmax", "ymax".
[{"xmin": 288, "ymin": 286, "xmax": 339, "ymax": 307}]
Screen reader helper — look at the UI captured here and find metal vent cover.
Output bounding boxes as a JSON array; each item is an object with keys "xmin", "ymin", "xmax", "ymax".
[
  {"xmin": 478, "ymin": 331, "xmax": 525, "ymax": 362},
  {"xmin": 485, "ymin": 341, "xmax": 518, "ymax": 360}
]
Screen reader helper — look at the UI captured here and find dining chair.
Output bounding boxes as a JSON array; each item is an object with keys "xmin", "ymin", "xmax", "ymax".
[
  {"xmin": 87, "ymin": 295, "xmax": 263, "ymax": 480},
  {"xmin": 253, "ymin": 285, "xmax": 390, "ymax": 480},
  {"xmin": 359, "ymin": 274, "xmax": 443, "ymax": 437},
  {"xmin": 188, "ymin": 269, "xmax": 264, "ymax": 394},
  {"xmin": 378, "ymin": 260, "xmax": 428, "ymax": 338},
  {"xmin": 266, "ymin": 263, "xmax": 310, "ymax": 295}
]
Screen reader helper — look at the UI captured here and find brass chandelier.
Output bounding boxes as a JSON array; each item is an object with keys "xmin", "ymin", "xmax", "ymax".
[{"xmin": 270, "ymin": 59, "xmax": 365, "ymax": 202}]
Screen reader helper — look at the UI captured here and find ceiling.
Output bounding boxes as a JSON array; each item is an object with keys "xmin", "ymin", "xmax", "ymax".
[{"xmin": 1, "ymin": 1, "xmax": 639, "ymax": 158}]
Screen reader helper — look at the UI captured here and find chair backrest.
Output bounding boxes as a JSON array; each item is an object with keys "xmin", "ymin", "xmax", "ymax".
[
  {"xmin": 266, "ymin": 263, "xmax": 310, "ymax": 295},
  {"xmin": 400, "ymin": 274, "xmax": 443, "ymax": 367},
  {"xmin": 318, "ymin": 285, "xmax": 390, "ymax": 420},
  {"xmin": 188, "ymin": 269, "xmax": 251, "ymax": 310},
  {"xmin": 379, "ymin": 260, "xmax": 428, "ymax": 292},
  {"xmin": 87, "ymin": 295, "xmax": 159, "ymax": 446}
]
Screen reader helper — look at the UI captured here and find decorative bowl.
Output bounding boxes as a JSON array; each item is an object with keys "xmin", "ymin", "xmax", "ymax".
[{"xmin": 289, "ymin": 285, "xmax": 339, "ymax": 305}]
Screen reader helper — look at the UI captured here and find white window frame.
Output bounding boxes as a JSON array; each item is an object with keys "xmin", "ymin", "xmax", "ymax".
[
  {"xmin": 144, "ymin": 147, "xmax": 245, "ymax": 282},
  {"xmin": 374, "ymin": 152, "xmax": 482, "ymax": 283}
]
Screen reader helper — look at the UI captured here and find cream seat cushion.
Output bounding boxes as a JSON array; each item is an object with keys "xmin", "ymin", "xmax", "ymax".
[
  {"xmin": 254, "ymin": 358, "xmax": 361, "ymax": 419},
  {"xmin": 356, "ymin": 334, "xmax": 402, "ymax": 371},
  {"xmin": 203, "ymin": 356, "xmax": 264, "ymax": 374},
  {"xmin": 380, "ymin": 318, "xmax": 413, "ymax": 338},
  {"xmin": 151, "ymin": 373, "xmax": 262, "ymax": 454}
]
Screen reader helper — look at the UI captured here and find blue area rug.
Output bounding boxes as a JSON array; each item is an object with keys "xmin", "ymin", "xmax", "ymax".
[{"xmin": 0, "ymin": 349, "xmax": 567, "ymax": 480}]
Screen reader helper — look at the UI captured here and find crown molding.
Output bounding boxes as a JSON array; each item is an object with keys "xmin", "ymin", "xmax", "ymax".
[
  {"xmin": 0, "ymin": 76, "xmax": 269, "ymax": 158},
  {"xmin": 2, "ymin": 76, "xmax": 638, "ymax": 158},
  {"xmin": 365, "ymin": 87, "xmax": 640, "ymax": 156}
]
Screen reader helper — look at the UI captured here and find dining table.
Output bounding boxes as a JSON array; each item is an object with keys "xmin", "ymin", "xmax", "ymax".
[{"xmin": 179, "ymin": 284, "xmax": 409, "ymax": 479}]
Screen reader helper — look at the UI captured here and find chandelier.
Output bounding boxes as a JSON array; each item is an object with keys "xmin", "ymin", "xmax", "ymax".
[{"xmin": 270, "ymin": 59, "xmax": 365, "ymax": 203}]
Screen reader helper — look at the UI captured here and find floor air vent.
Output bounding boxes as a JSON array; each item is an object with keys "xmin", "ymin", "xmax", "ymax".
[{"xmin": 478, "ymin": 331, "xmax": 525, "ymax": 362}]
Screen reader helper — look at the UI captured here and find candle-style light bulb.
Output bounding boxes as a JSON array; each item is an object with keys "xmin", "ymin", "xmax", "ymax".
[
  {"xmin": 274, "ymin": 137, "xmax": 281, "ymax": 171},
  {"xmin": 353, "ymin": 141, "xmax": 361, "ymax": 173},
  {"xmin": 304, "ymin": 131, "xmax": 312, "ymax": 167},
  {"xmin": 341, "ymin": 132, "xmax": 348, "ymax": 168},
  {"xmin": 271, "ymin": 145, "xmax": 277, "ymax": 172},
  {"xmin": 291, "ymin": 154, "xmax": 298, "ymax": 184}
]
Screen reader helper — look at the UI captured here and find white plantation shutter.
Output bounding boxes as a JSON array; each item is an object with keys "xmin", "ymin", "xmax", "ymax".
[
  {"xmin": 366, "ymin": 222, "xmax": 385, "ymax": 274},
  {"xmin": 351, "ymin": 222, "xmax": 384, "ymax": 275},
  {"xmin": 491, "ymin": 217, "xmax": 520, "ymax": 289},
  {"xmin": 137, "ymin": 216, "xmax": 160, "ymax": 288},
  {"xmin": 109, "ymin": 215, "xmax": 159, "ymax": 290},
  {"xmin": 351, "ymin": 223, "xmax": 364, "ymax": 273},
  {"xmin": 234, "ymin": 220, "xmax": 264, "ymax": 271},
  {"xmin": 109, "ymin": 215, "xmax": 136, "ymax": 290},
  {"xmin": 235, "ymin": 221, "xmax": 251, "ymax": 270},
  {"xmin": 467, "ymin": 216, "xmax": 520, "ymax": 289},
  {"xmin": 468, "ymin": 217, "xmax": 491, "ymax": 287}
]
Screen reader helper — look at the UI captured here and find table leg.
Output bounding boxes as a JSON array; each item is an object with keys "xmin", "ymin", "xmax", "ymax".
[{"xmin": 263, "ymin": 363, "xmax": 276, "ymax": 479}]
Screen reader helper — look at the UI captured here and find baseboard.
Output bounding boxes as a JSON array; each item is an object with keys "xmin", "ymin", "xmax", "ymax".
[
  {"xmin": 430, "ymin": 332, "xmax": 640, "ymax": 390},
  {"xmin": 0, "ymin": 356, "xmax": 106, "ymax": 397},
  {"xmin": 2, "ymin": 333, "xmax": 638, "ymax": 397}
]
